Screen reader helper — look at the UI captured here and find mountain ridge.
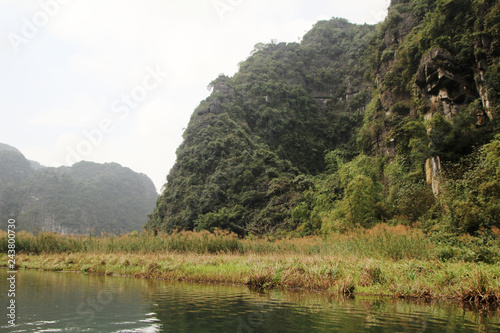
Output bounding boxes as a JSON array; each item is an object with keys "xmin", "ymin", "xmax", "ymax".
[
  {"xmin": 0, "ymin": 144, "xmax": 158, "ymax": 234},
  {"xmin": 148, "ymin": 0, "xmax": 500, "ymax": 236}
]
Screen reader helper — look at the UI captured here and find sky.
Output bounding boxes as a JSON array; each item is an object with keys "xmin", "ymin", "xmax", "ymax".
[{"xmin": 0, "ymin": 0, "xmax": 390, "ymax": 192}]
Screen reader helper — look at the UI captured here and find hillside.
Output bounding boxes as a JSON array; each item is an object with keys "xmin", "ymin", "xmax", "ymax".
[
  {"xmin": 0, "ymin": 146, "xmax": 158, "ymax": 234},
  {"xmin": 0, "ymin": 147, "xmax": 34, "ymax": 221},
  {"xmin": 147, "ymin": 19, "xmax": 375, "ymax": 235},
  {"xmin": 148, "ymin": 0, "xmax": 499, "ymax": 236},
  {"xmin": 0, "ymin": 143, "xmax": 23, "ymax": 154}
]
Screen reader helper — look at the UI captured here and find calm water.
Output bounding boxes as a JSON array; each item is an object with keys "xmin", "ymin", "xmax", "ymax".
[{"xmin": 1, "ymin": 269, "xmax": 500, "ymax": 332}]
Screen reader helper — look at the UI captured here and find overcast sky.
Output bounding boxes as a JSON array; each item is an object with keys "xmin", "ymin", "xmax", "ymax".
[{"xmin": 0, "ymin": 0, "xmax": 390, "ymax": 192}]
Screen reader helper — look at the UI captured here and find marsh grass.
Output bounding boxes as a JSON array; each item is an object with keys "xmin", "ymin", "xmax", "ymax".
[
  {"xmin": 0, "ymin": 229, "xmax": 243, "ymax": 255},
  {"xmin": 0, "ymin": 224, "xmax": 433, "ymax": 260},
  {"xmin": 1, "ymin": 224, "xmax": 499, "ymax": 304}
]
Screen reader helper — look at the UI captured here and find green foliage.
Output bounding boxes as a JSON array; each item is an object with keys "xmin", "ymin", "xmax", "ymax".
[
  {"xmin": 428, "ymin": 107, "xmax": 497, "ymax": 162},
  {"xmin": 150, "ymin": 1, "xmax": 499, "ymax": 238},
  {"xmin": 149, "ymin": 18, "xmax": 376, "ymax": 235},
  {"xmin": 387, "ymin": 120, "xmax": 431, "ymax": 173},
  {"xmin": 351, "ymin": 0, "xmax": 499, "ymax": 237},
  {"xmin": 431, "ymin": 232, "xmax": 499, "ymax": 263},
  {"xmin": 485, "ymin": 60, "xmax": 500, "ymax": 116},
  {"xmin": 427, "ymin": 113, "xmax": 455, "ymax": 156},
  {"xmin": 344, "ymin": 175, "xmax": 382, "ymax": 225},
  {"xmin": 357, "ymin": 97, "xmax": 385, "ymax": 154},
  {"xmin": 321, "ymin": 155, "xmax": 386, "ymax": 232},
  {"xmin": 232, "ymin": 20, "xmax": 374, "ymax": 173},
  {"xmin": 440, "ymin": 136, "xmax": 500, "ymax": 234},
  {"xmin": 382, "ymin": 156, "xmax": 436, "ymax": 223},
  {"xmin": 393, "ymin": 181, "xmax": 436, "ymax": 221},
  {"xmin": 147, "ymin": 105, "xmax": 302, "ymax": 235}
]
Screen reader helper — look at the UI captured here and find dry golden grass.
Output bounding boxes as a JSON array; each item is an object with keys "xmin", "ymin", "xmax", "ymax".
[
  {"xmin": 2, "ymin": 250, "xmax": 498, "ymax": 305},
  {"xmin": 1, "ymin": 225, "xmax": 499, "ymax": 304}
]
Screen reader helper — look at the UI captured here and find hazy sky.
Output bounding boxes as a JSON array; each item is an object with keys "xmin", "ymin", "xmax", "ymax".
[{"xmin": 0, "ymin": 0, "xmax": 390, "ymax": 192}]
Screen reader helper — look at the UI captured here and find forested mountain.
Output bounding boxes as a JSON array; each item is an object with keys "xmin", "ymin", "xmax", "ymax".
[
  {"xmin": 147, "ymin": 0, "xmax": 499, "ymax": 236},
  {"xmin": 0, "ymin": 143, "xmax": 23, "ymax": 154},
  {"xmin": 147, "ymin": 19, "xmax": 374, "ymax": 235},
  {"xmin": 0, "ymin": 145, "xmax": 35, "ymax": 222},
  {"xmin": 0, "ymin": 146, "xmax": 158, "ymax": 234}
]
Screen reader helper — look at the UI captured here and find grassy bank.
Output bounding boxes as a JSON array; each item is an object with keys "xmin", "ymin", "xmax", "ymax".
[
  {"xmin": 1, "ymin": 225, "xmax": 434, "ymax": 259},
  {"xmin": 1, "ymin": 225, "xmax": 499, "ymax": 304}
]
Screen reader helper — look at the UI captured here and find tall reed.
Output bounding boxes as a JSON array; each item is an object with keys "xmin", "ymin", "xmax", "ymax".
[{"xmin": 0, "ymin": 225, "xmax": 434, "ymax": 260}]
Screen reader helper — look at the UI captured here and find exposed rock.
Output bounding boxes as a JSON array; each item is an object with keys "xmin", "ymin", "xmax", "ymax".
[
  {"xmin": 426, "ymin": 156, "xmax": 442, "ymax": 197},
  {"xmin": 197, "ymin": 100, "xmax": 225, "ymax": 116},
  {"xmin": 377, "ymin": 6, "xmax": 420, "ymax": 112},
  {"xmin": 210, "ymin": 74, "xmax": 234, "ymax": 95},
  {"xmin": 198, "ymin": 75, "xmax": 235, "ymax": 116},
  {"xmin": 474, "ymin": 36, "xmax": 497, "ymax": 120},
  {"xmin": 383, "ymin": 4, "xmax": 419, "ymax": 48},
  {"xmin": 475, "ymin": 68, "xmax": 494, "ymax": 120},
  {"xmin": 416, "ymin": 48, "xmax": 473, "ymax": 104},
  {"xmin": 415, "ymin": 50, "xmax": 473, "ymax": 195}
]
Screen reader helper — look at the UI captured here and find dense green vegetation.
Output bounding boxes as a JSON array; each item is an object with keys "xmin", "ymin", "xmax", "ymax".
[
  {"xmin": 0, "ymin": 145, "xmax": 158, "ymax": 234},
  {"xmin": 2, "ymin": 226, "xmax": 500, "ymax": 303},
  {"xmin": 3, "ymin": 225, "xmax": 499, "ymax": 264},
  {"xmin": 148, "ymin": 0, "xmax": 500, "ymax": 243},
  {"xmin": 350, "ymin": 0, "xmax": 500, "ymax": 234},
  {"xmin": 147, "ymin": 19, "xmax": 375, "ymax": 235},
  {"xmin": 1, "ymin": 1, "xmax": 499, "ymax": 307}
]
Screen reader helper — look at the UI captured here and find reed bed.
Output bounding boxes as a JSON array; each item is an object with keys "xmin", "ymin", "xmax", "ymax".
[
  {"xmin": 1, "ymin": 225, "xmax": 499, "ymax": 304},
  {"xmin": 0, "ymin": 224, "xmax": 432, "ymax": 260}
]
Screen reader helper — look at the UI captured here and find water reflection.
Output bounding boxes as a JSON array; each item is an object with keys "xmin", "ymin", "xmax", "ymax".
[
  {"xmin": 149, "ymin": 284, "xmax": 500, "ymax": 332},
  {"xmin": 1, "ymin": 269, "xmax": 499, "ymax": 332}
]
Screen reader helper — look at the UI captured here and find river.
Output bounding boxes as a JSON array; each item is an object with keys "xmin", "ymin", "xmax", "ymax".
[{"xmin": 1, "ymin": 269, "xmax": 499, "ymax": 332}]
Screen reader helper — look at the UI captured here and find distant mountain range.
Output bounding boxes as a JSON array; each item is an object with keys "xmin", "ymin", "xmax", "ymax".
[{"xmin": 0, "ymin": 143, "xmax": 158, "ymax": 234}]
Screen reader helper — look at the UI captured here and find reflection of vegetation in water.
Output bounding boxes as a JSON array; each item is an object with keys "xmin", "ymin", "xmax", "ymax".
[
  {"xmin": 2, "ymin": 268, "xmax": 500, "ymax": 332},
  {"xmin": 0, "ymin": 269, "xmax": 155, "ymax": 332},
  {"xmin": 2, "ymin": 225, "xmax": 500, "ymax": 305},
  {"xmin": 252, "ymin": 291, "xmax": 500, "ymax": 332},
  {"xmin": 145, "ymin": 281, "xmax": 500, "ymax": 332}
]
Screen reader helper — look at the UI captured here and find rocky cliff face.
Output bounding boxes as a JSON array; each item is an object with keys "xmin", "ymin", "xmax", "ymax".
[
  {"xmin": 416, "ymin": 48, "xmax": 476, "ymax": 116},
  {"xmin": 364, "ymin": 0, "xmax": 499, "ymax": 195}
]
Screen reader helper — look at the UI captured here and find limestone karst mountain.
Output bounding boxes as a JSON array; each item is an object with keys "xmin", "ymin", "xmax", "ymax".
[
  {"xmin": 0, "ymin": 144, "xmax": 158, "ymax": 234},
  {"xmin": 148, "ymin": 0, "xmax": 499, "ymax": 236}
]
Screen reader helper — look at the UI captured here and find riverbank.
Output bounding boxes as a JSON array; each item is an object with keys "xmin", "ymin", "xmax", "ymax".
[
  {"xmin": 2, "ymin": 252, "xmax": 500, "ymax": 305},
  {"xmin": 1, "ymin": 225, "xmax": 499, "ymax": 304}
]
